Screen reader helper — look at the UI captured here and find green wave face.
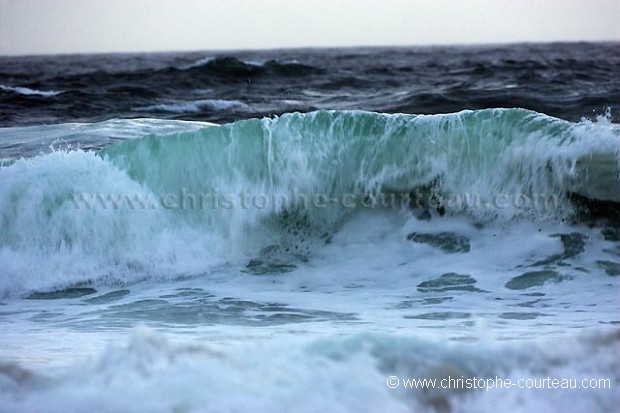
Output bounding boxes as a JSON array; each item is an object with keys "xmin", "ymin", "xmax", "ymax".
[{"xmin": 101, "ymin": 108, "xmax": 620, "ymax": 218}]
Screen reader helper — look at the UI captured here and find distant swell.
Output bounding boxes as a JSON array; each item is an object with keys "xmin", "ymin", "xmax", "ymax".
[
  {"xmin": 2, "ymin": 43, "xmax": 618, "ymax": 128},
  {"xmin": 178, "ymin": 56, "xmax": 324, "ymax": 77}
]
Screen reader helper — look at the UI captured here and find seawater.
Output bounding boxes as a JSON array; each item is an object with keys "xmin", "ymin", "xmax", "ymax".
[{"xmin": 0, "ymin": 43, "xmax": 619, "ymax": 412}]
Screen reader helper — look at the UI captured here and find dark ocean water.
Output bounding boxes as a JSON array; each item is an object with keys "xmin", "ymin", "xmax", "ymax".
[
  {"xmin": 1, "ymin": 42, "xmax": 619, "ymax": 127},
  {"xmin": 0, "ymin": 43, "xmax": 619, "ymax": 413}
]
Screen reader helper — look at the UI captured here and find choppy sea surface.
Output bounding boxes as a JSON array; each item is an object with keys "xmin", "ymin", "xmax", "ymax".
[{"xmin": 0, "ymin": 43, "xmax": 619, "ymax": 412}]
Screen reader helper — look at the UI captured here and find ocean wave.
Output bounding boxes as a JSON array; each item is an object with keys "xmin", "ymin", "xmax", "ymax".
[
  {"xmin": 0, "ymin": 328, "xmax": 617, "ymax": 412},
  {"xmin": 178, "ymin": 56, "xmax": 323, "ymax": 77},
  {"xmin": 0, "ymin": 118, "xmax": 214, "ymax": 161},
  {"xmin": 135, "ymin": 99, "xmax": 248, "ymax": 113},
  {"xmin": 101, "ymin": 108, "xmax": 620, "ymax": 208},
  {"xmin": 181, "ymin": 56, "xmax": 216, "ymax": 69},
  {"xmin": 0, "ymin": 84, "xmax": 63, "ymax": 97},
  {"xmin": 0, "ymin": 109, "xmax": 618, "ymax": 295},
  {"xmin": 181, "ymin": 56, "xmax": 272, "ymax": 70}
]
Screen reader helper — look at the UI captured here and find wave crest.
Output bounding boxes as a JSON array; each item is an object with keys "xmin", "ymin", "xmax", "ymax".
[
  {"xmin": 179, "ymin": 56, "xmax": 324, "ymax": 77},
  {"xmin": 0, "ymin": 84, "xmax": 63, "ymax": 97}
]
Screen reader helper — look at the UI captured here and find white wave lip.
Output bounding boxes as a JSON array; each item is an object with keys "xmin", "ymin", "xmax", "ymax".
[
  {"xmin": 0, "ymin": 84, "xmax": 63, "ymax": 97},
  {"xmin": 136, "ymin": 99, "xmax": 248, "ymax": 113},
  {"xmin": 0, "ymin": 118, "xmax": 217, "ymax": 161},
  {"xmin": 182, "ymin": 56, "xmax": 264, "ymax": 70},
  {"xmin": 181, "ymin": 56, "xmax": 215, "ymax": 69}
]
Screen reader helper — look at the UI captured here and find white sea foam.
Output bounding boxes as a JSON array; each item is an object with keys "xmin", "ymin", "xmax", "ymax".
[
  {"xmin": 0, "ymin": 84, "xmax": 63, "ymax": 97},
  {"xmin": 0, "ymin": 118, "xmax": 215, "ymax": 160},
  {"xmin": 0, "ymin": 150, "xmax": 227, "ymax": 295},
  {"xmin": 136, "ymin": 99, "xmax": 248, "ymax": 113},
  {"xmin": 0, "ymin": 328, "xmax": 617, "ymax": 413},
  {"xmin": 181, "ymin": 56, "xmax": 215, "ymax": 69},
  {"xmin": 181, "ymin": 56, "xmax": 263, "ymax": 70}
]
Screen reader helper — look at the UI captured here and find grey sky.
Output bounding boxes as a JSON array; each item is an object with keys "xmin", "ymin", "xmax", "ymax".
[{"xmin": 1, "ymin": 0, "xmax": 619, "ymax": 55}]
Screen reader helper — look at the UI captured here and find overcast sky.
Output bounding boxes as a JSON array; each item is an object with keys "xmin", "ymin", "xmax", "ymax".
[{"xmin": 1, "ymin": 0, "xmax": 619, "ymax": 55}]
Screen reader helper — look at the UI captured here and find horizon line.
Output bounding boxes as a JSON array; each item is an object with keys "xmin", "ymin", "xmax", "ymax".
[{"xmin": 1, "ymin": 39, "xmax": 618, "ymax": 59}]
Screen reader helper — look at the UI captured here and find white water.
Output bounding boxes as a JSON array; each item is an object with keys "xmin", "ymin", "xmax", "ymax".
[
  {"xmin": 0, "ymin": 111, "xmax": 618, "ymax": 412},
  {"xmin": 0, "ymin": 84, "xmax": 63, "ymax": 97},
  {"xmin": 136, "ymin": 99, "xmax": 248, "ymax": 113}
]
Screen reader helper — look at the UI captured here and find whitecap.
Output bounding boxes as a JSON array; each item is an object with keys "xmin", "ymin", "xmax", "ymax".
[
  {"xmin": 136, "ymin": 99, "xmax": 248, "ymax": 113},
  {"xmin": 0, "ymin": 84, "xmax": 63, "ymax": 97}
]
